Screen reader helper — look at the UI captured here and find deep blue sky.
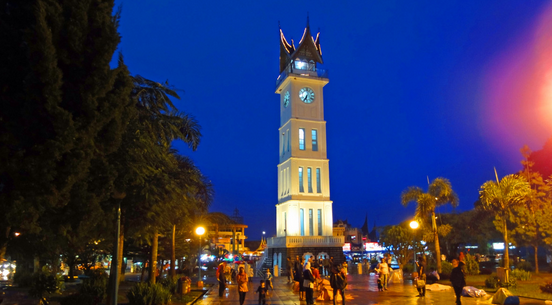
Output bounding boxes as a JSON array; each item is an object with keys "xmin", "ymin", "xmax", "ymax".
[{"xmin": 114, "ymin": 0, "xmax": 552, "ymax": 240}]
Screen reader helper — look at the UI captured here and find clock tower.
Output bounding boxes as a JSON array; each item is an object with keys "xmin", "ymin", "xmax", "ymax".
[{"xmin": 266, "ymin": 20, "xmax": 344, "ymax": 272}]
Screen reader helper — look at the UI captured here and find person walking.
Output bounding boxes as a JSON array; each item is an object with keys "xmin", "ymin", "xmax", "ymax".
[
  {"xmin": 294, "ymin": 255, "xmax": 305, "ymax": 300},
  {"xmin": 342, "ymin": 260, "xmax": 348, "ymax": 275},
  {"xmin": 376, "ymin": 257, "xmax": 389, "ymax": 291},
  {"xmin": 330, "ymin": 263, "xmax": 347, "ymax": 305},
  {"xmin": 415, "ymin": 256, "xmax": 426, "ymax": 297},
  {"xmin": 256, "ymin": 280, "xmax": 268, "ymax": 305},
  {"xmin": 217, "ymin": 261, "xmax": 227, "ymax": 297},
  {"xmin": 236, "ymin": 266, "xmax": 249, "ymax": 305},
  {"xmin": 450, "ymin": 259, "xmax": 466, "ymax": 305},
  {"xmin": 323, "ymin": 255, "xmax": 330, "ymax": 276},
  {"xmin": 303, "ymin": 262, "xmax": 315, "ymax": 305},
  {"xmin": 247, "ymin": 263, "xmax": 254, "ymax": 283},
  {"xmin": 265, "ymin": 269, "xmax": 274, "ymax": 290},
  {"xmin": 287, "ymin": 256, "xmax": 293, "ymax": 283}
]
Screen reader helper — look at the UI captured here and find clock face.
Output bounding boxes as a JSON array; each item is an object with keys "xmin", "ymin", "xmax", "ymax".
[
  {"xmin": 283, "ymin": 91, "xmax": 290, "ymax": 108},
  {"xmin": 299, "ymin": 87, "xmax": 315, "ymax": 104}
]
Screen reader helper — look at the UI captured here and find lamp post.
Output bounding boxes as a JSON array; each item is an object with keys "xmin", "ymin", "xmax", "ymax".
[
  {"xmin": 410, "ymin": 220, "xmax": 419, "ymax": 273},
  {"xmin": 195, "ymin": 226, "xmax": 205, "ymax": 285}
]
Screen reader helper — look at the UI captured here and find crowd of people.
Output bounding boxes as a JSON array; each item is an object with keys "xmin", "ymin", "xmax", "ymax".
[
  {"xmin": 215, "ymin": 252, "xmax": 467, "ymax": 305},
  {"xmin": 286, "ymin": 255, "xmax": 347, "ymax": 305}
]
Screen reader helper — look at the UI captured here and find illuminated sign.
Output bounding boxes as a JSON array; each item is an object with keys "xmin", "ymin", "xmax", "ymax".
[
  {"xmin": 343, "ymin": 243, "xmax": 351, "ymax": 252},
  {"xmin": 365, "ymin": 242, "xmax": 384, "ymax": 251},
  {"xmin": 493, "ymin": 243, "xmax": 504, "ymax": 250}
]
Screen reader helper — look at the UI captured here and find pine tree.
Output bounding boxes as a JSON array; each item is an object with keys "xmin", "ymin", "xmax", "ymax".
[{"xmin": 0, "ymin": 0, "xmax": 134, "ymax": 260}]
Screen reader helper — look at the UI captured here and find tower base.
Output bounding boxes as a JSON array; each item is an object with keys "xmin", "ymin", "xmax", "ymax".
[{"xmin": 265, "ymin": 236, "xmax": 345, "ymax": 274}]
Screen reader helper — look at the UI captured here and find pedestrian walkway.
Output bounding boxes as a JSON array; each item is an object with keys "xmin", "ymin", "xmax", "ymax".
[{"xmin": 195, "ymin": 273, "xmax": 550, "ymax": 305}]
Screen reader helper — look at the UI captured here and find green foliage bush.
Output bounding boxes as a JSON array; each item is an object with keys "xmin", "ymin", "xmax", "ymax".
[
  {"xmin": 159, "ymin": 276, "xmax": 178, "ymax": 294},
  {"xmin": 28, "ymin": 270, "xmax": 64, "ymax": 304},
  {"xmin": 127, "ymin": 282, "xmax": 172, "ymax": 305},
  {"xmin": 510, "ymin": 269, "xmax": 531, "ymax": 281},
  {"xmin": 515, "ymin": 261, "xmax": 533, "ymax": 272},
  {"xmin": 82, "ymin": 269, "xmax": 108, "ymax": 303},
  {"xmin": 485, "ymin": 274, "xmax": 499, "ymax": 289},
  {"xmin": 464, "ymin": 254, "xmax": 480, "ymax": 275},
  {"xmin": 59, "ymin": 269, "xmax": 107, "ymax": 305},
  {"xmin": 540, "ymin": 281, "xmax": 552, "ymax": 294},
  {"xmin": 441, "ymin": 260, "xmax": 452, "ymax": 276}
]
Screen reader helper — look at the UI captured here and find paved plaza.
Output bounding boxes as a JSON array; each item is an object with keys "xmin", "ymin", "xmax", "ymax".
[{"xmin": 195, "ymin": 274, "xmax": 550, "ymax": 305}]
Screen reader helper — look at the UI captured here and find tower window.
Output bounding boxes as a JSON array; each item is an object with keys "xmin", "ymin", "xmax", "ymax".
[
  {"xmin": 316, "ymin": 168, "xmax": 321, "ymax": 193},
  {"xmin": 299, "ymin": 167, "xmax": 304, "ymax": 193},
  {"xmin": 307, "ymin": 167, "xmax": 313, "ymax": 193},
  {"xmin": 318, "ymin": 209, "xmax": 322, "ymax": 235},
  {"xmin": 309, "ymin": 209, "xmax": 313, "ymax": 236},
  {"xmin": 312, "ymin": 130, "xmax": 318, "ymax": 151},
  {"xmin": 284, "ymin": 212, "xmax": 287, "ymax": 236},
  {"xmin": 281, "ymin": 132, "xmax": 285, "ymax": 156},
  {"xmin": 299, "ymin": 128, "xmax": 305, "ymax": 150},
  {"xmin": 287, "ymin": 130, "xmax": 290, "ymax": 152},
  {"xmin": 300, "ymin": 208, "xmax": 305, "ymax": 236}
]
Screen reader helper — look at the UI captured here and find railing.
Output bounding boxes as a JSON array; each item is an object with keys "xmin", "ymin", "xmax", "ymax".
[
  {"xmin": 267, "ymin": 236, "xmax": 344, "ymax": 248},
  {"xmin": 256, "ymin": 252, "xmax": 267, "ymax": 272},
  {"xmin": 275, "ymin": 61, "xmax": 329, "ymax": 89}
]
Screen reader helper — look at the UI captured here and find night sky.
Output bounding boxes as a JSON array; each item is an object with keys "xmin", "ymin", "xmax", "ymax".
[{"xmin": 114, "ymin": 0, "xmax": 552, "ymax": 240}]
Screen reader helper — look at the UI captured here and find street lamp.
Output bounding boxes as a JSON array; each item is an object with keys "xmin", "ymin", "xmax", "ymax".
[
  {"xmin": 410, "ymin": 220, "xmax": 419, "ymax": 273},
  {"xmin": 196, "ymin": 226, "xmax": 205, "ymax": 284}
]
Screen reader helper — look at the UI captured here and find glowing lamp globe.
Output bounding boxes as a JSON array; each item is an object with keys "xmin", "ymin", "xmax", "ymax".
[
  {"xmin": 409, "ymin": 220, "xmax": 419, "ymax": 229},
  {"xmin": 196, "ymin": 227, "xmax": 205, "ymax": 236}
]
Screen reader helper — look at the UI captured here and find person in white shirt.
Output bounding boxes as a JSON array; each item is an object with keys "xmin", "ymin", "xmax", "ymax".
[{"xmin": 376, "ymin": 257, "xmax": 389, "ymax": 291}]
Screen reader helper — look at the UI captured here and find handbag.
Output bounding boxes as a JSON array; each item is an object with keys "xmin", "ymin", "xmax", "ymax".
[
  {"xmin": 417, "ymin": 279, "xmax": 426, "ymax": 287},
  {"xmin": 303, "ymin": 279, "xmax": 313, "ymax": 288}
]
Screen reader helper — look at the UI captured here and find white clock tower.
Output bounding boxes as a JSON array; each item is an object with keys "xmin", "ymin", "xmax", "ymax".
[{"xmin": 267, "ymin": 20, "xmax": 344, "ymax": 270}]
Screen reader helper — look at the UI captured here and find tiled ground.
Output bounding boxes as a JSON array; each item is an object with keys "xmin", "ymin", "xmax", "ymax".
[{"xmin": 195, "ymin": 273, "xmax": 551, "ymax": 305}]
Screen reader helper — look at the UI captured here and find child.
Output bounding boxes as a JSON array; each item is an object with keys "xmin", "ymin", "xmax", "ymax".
[
  {"xmin": 377, "ymin": 277, "xmax": 383, "ymax": 291},
  {"xmin": 265, "ymin": 269, "xmax": 274, "ymax": 290},
  {"xmin": 256, "ymin": 280, "xmax": 268, "ymax": 305}
]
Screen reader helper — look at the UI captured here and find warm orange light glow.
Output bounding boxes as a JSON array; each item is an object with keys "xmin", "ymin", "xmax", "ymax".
[
  {"xmin": 14, "ymin": 232, "xmax": 20, "ymax": 237},
  {"xmin": 195, "ymin": 227, "xmax": 205, "ymax": 236},
  {"xmin": 409, "ymin": 221, "xmax": 419, "ymax": 230}
]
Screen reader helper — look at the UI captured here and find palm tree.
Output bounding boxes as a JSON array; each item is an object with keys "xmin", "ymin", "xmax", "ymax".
[
  {"xmin": 401, "ymin": 177, "xmax": 459, "ymax": 273},
  {"xmin": 478, "ymin": 172, "xmax": 530, "ymax": 271},
  {"xmin": 167, "ymin": 154, "xmax": 214, "ymax": 278},
  {"xmin": 107, "ymin": 74, "xmax": 202, "ymax": 299}
]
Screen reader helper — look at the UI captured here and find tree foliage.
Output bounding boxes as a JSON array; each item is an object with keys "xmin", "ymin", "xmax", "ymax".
[
  {"xmin": 438, "ymin": 209, "xmax": 501, "ymax": 259},
  {"xmin": 379, "ymin": 222, "xmax": 422, "ymax": 268},
  {"xmin": 527, "ymin": 136, "xmax": 552, "ymax": 179},
  {"xmin": 401, "ymin": 177, "xmax": 459, "ymax": 272},
  {"xmin": 478, "ymin": 172, "xmax": 531, "ymax": 270},
  {"xmin": 510, "ymin": 145, "xmax": 552, "ymax": 273},
  {"xmin": 0, "ymin": 0, "xmax": 134, "ymax": 263}
]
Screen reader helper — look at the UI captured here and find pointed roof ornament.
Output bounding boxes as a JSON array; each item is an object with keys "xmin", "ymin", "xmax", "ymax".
[
  {"xmin": 278, "ymin": 18, "xmax": 323, "ymax": 73},
  {"xmin": 361, "ymin": 213, "xmax": 369, "ymax": 236}
]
